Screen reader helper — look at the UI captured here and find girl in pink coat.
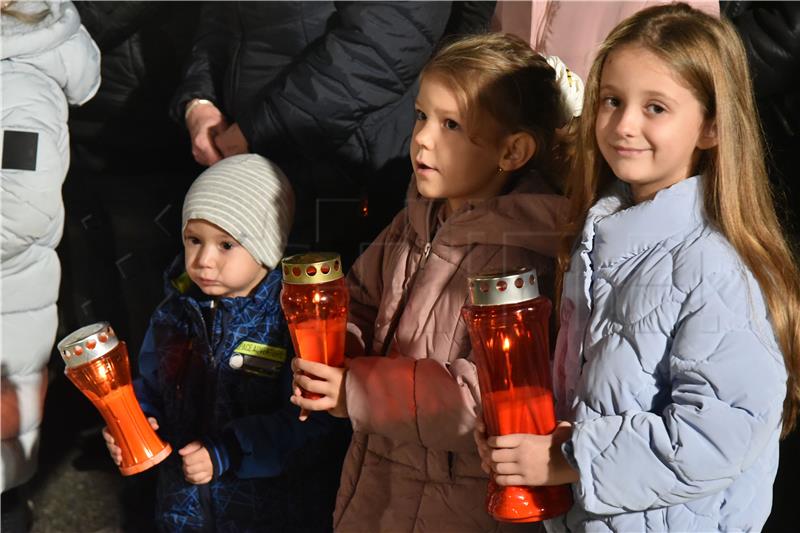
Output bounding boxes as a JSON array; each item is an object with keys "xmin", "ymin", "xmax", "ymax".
[{"xmin": 291, "ymin": 33, "xmax": 582, "ymax": 532}]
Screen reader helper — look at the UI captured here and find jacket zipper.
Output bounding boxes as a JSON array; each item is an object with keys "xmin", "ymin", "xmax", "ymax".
[{"xmin": 380, "ymin": 238, "xmax": 432, "ymax": 357}]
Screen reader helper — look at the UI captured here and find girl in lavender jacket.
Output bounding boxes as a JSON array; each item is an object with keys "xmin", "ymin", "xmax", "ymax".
[{"xmin": 478, "ymin": 4, "xmax": 799, "ymax": 531}]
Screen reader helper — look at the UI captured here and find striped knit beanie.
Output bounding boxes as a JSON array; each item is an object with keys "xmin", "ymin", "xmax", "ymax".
[{"xmin": 182, "ymin": 154, "xmax": 294, "ymax": 269}]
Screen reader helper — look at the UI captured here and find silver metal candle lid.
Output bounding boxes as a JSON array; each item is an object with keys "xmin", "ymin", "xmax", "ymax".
[
  {"xmin": 57, "ymin": 322, "xmax": 119, "ymax": 368},
  {"xmin": 467, "ymin": 267, "xmax": 541, "ymax": 306}
]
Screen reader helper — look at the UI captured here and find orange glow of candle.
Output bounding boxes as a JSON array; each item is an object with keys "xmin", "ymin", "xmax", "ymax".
[
  {"xmin": 462, "ymin": 268, "xmax": 572, "ymax": 522},
  {"xmin": 280, "ymin": 253, "xmax": 349, "ymax": 401}
]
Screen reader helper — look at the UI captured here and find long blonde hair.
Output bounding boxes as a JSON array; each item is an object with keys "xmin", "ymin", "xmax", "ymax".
[{"xmin": 561, "ymin": 3, "xmax": 800, "ymax": 436}]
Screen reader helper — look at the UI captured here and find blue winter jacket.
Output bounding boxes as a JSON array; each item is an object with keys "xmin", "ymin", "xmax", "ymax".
[
  {"xmin": 135, "ymin": 258, "xmax": 351, "ymax": 532},
  {"xmin": 549, "ymin": 176, "xmax": 787, "ymax": 532}
]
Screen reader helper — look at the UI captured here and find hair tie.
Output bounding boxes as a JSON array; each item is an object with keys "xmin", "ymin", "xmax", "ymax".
[{"xmin": 544, "ymin": 55, "xmax": 585, "ymax": 127}]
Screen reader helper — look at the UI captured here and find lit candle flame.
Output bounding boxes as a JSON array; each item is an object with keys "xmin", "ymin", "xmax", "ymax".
[
  {"xmin": 313, "ymin": 291, "xmax": 321, "ymax": 304},
  {"xmin": 97, "ymin": 362, "xmax": 108, "ymax": 381},
  {"xmin": 502, "ymin": 336, "xmax": 512, "ymax": 391}
]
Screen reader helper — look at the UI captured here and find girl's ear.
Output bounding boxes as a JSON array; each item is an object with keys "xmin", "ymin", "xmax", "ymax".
[
  {"xmin": 697, "ymin": 120, "xmax": 718, "ymax": 150},
  {"xmin": 499, "ymin": 132, "xmax": 537, "ymax": 172}
]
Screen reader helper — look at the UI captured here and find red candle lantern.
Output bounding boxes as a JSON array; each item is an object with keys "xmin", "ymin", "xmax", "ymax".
[
  {"xmin": 280, "ymin": 252, "xmax": 349, "ymax": 399},
  {"xmin": 57, "ymin": 322, "xmax": 171, "ymax": 475},
  {"xmin": 461, "ymin": 267, "xmax": 572, "ymax": 522}
]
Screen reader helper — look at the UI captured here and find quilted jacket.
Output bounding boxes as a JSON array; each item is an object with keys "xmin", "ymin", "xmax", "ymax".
[
  {"xmin": 1, "ymin": 0, "xmax": 99, "ymax": 492},
  {"xmin": 549, "ymin": 176, "xmax": 787, "ymax": 532},
  {"xmin": 135, "ymin": 260, "xmax": 350, "ymax": 532},
  {"xmin": 336, "ymin": 172, "xmax": 567, "ymax": 532}
]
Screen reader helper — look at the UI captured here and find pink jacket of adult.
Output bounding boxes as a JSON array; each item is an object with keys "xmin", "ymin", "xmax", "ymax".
[
  {"xmin": 493, "ymin": 0, "xmax": 720, "ymax": 80},
  {"xmin": 334, "ymin": 172, "xmax": 567, "ymax": 532}
]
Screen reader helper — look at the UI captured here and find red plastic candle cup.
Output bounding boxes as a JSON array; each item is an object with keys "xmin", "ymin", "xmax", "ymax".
[
  {"xmin": 462, "ymin": 268, "xmax": 572, "ymax": 522},
  {"xmin": 58, "ymin": 322, "xmax": 171, "ymax": 476},
  {"xmin": 280, "ymin": 253, "xmax": 349, "ymax": 399}
]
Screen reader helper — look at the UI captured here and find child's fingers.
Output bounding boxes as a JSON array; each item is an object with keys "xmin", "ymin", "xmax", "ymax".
[
  {"xmin": 299, "ymin": 408, "xmax": 309, "ymax": 422},
  {"xmin": 178, "ymin": 441, "xmax": 203, "ymax": 456},
  {"xmin": 493, "ymin": 474, "xmax": 526, "ymax": 487},
  {"xmin": 492, "ymin": 461, "xmax": 521, "ymax": 476},
  {"xmin": 182, "ymin": 457, "xmax": 206, "ymax": 472},
  {"xmin": 293, "ymin": 372, "xmax": 330, "ymax": 395},
  {"xmin": 101, "ymin": 427, "xmax": 115, "ymax": 444},
  {"xmin": 293, "ymin": 357, "xmax": 334, "ymax": 377},
  {"xmin": 490, "ymin": 447, "xmax": 518, "ymax": 465},
  {"xmin": 488, "ymin": 433, "xmax": 523, "ymax": 449},
  {"xmin": 109, "ymin": 445, "xmax": 122, "ymax": 465},
  {"xmin": 182, "ymin": 463, "xmax": 211, "ymax": 483},
  {"xmin": 290, "ymin": 392, "xmax": 334, "ymax": 412},
  {"xmin": 147, "ymin": 417, "xmax": 159, "ymax": 430}
]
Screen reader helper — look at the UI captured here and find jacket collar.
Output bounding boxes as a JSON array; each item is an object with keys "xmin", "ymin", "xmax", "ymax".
[
  {"xmin": 163, "ymin": 254, "xmax": 282, "ymax": 315},
  {"xmin": 585, "ymin": 175, "xmax": 706, "ymax": 267},
  {"xmin": 405, "ymin": 171, "xmax": 568, "ymax": 258}
]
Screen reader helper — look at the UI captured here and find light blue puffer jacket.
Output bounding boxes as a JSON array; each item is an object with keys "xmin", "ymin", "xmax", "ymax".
[
  {"xmin": 1, "ymin": 1, "xmax": 99, "ymax": 492},
  {"xmin": 549, "ymin": 176, "xmax": 787, "ymax": 532}
]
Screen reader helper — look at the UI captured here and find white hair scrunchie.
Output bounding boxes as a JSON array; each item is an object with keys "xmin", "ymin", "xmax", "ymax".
[{"xmin": 545, "ymin": 55, "xmax": 585, "ymax": 126}]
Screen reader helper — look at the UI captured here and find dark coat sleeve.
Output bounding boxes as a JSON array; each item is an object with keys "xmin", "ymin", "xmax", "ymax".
[
  {"xmin": 170, "ymin": 2, "xmax": 233, "ymax": 120},
  {"xmin": 236, "ymin": 1, "xmax": 452, "ymax": 164},
  {"xmin": 723, "ymin": 1, "xmax": 800, "ymax": 138},
  {"xmin": 74, "ymin": 1, "xmax": 163, "ymax": 52},
  {"xmin": 443, "ymin": 1, "xmax": 496, "ymax": 36}
]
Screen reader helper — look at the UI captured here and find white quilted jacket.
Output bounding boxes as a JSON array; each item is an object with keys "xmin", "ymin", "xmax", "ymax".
[{"xmin": 1, "ymin": 0, "xmax": 99, "ymax": 491}]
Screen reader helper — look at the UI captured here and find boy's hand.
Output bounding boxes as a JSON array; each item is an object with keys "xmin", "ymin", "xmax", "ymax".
[
  {"xmin": 290, "ymin": 358, "xmax": 348, "ymax": 420},
  {"xmin": 103, "ymin": 417, "xmax": 159, "ymax": 466},
  {"xmin": 179, "ymin": 441, "xmax": 213, "ymax": 485},
  {"xmin": 482, "ymin": 421, "xmax": 579, "ymax": 487}
]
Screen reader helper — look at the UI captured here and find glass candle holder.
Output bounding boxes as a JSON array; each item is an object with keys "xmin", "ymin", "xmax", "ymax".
[
  {"xmin": 462, "ymin": 268, "xmax": 572, "ymax": 522},
  {"xmin": 280, "ymin": 252, "xmax": 349, "ymax": 399},
  {"xmin": 58, "ymin": 322, "xmax": 171, "ymax": 476}
]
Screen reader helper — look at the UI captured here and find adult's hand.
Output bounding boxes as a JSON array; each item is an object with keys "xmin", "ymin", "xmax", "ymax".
[
  {"xmin": 185, "ymin": 99, "xmax": 228, "ymax": 166},
  {"xmin": 215, "ymin": 123, "xmax": 249, "ymax": 158}
]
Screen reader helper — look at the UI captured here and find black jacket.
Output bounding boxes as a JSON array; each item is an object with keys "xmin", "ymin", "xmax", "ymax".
[
  {"xmin": 722, "ymin": 1, "xmax": 800, "ymax": 141},
  {"xmin": 722, "ymin": 1, "xmax": 800, "ymax": 239},
  {"xmin": 71, "ymin": 1, "xmax": 200, "ymax": 173},
  {"xmin": 172, "ymin": 1, "xmax": 494, "ymax": 262}
]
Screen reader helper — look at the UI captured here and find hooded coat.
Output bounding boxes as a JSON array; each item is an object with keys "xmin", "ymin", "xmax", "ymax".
[
  {"xmin": 335, "ymin": 173, "xmax": 567, "ymax": 532},
  {"xmin": 1, "ymin": 0, "xmax": 99, "ymax": 492}
]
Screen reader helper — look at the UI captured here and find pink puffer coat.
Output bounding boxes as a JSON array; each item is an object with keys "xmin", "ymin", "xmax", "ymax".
[{"xmin": 335, "ymin": 173, "xmax": 567, "ymax": 532}]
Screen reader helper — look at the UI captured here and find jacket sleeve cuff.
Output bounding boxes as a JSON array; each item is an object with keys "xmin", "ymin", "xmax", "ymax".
[
  {"xmin": 202, "ymin": 430, "xmax": 243, "ymax": 478},
  {"xmin": 561, "ymin": 437, "xmax": 579, "ymax": 471}
]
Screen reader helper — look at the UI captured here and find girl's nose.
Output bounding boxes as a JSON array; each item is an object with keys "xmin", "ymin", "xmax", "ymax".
[
  {"xmin": 413, "ymin": 121, "xmax": 434, "ymax": 150},
  {"xmin": 614, "ymin": 106, "xmax": 639, "ymax": 137}
]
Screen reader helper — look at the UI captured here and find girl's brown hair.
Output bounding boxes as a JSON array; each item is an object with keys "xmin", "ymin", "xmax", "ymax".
[
  {"xmin": 561, "ymin": 2, "xmax": 800, "ymax": 436},
  {"xmin": 421, "ymin": 32, "xmax": 574, "ymax": 187}
]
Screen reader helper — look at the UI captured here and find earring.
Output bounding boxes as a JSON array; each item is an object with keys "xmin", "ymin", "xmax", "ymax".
[{"xmin": 497, "ymin": 167, "xmax": 504, "ymax": 173}]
